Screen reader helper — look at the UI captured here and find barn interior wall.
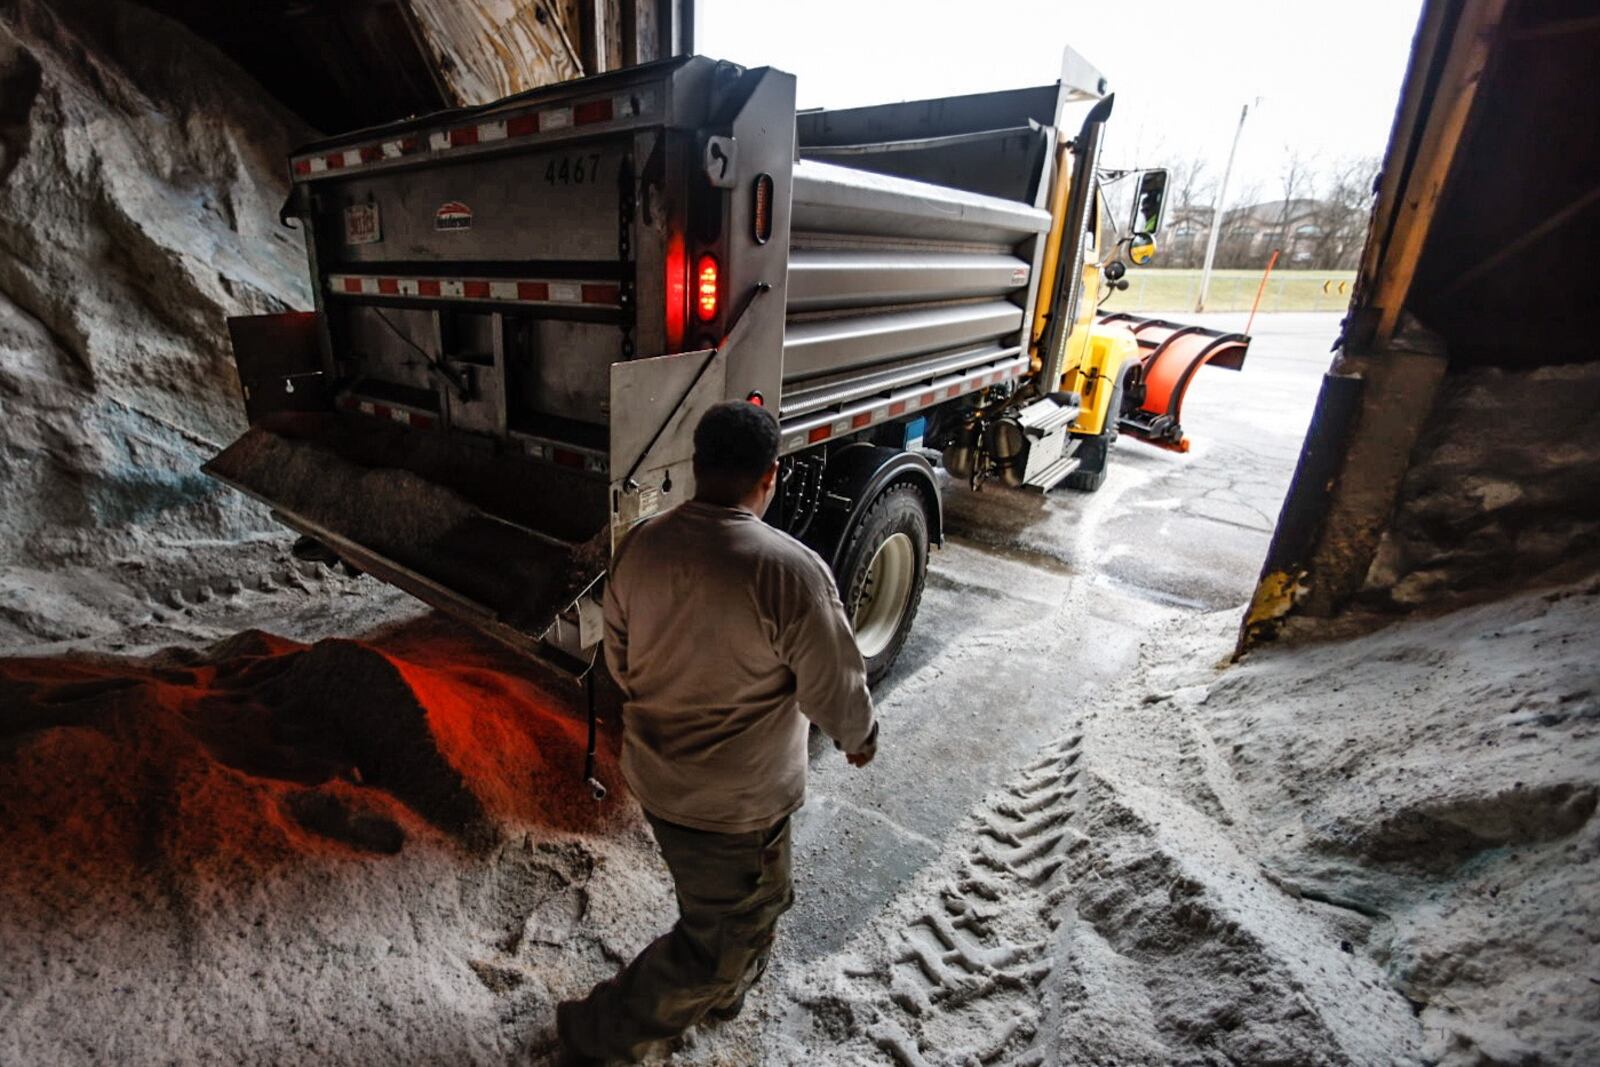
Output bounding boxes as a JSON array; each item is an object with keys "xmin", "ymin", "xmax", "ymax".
[{"xmin": 1245, "ymin": 0, "xmax": 1600, "ymax": 644}]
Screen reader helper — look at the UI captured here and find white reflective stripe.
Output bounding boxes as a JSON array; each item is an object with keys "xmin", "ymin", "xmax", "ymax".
[
  {"xmin": 831, "ymin": 417, "xmax": 852, "ymax": 437},
  {"xmin": 782, "ymin": 433, "xmax": 805, "ymax": 452},
  {"xmin": 390, "ymin": 408, "xmax": 409, "ymax": 424},
  {"xmin": 358, "ymin": 401, "xmax": 375, "ymax": 415},
  {"xmin": 298, "ymin": 90, "xmax": 660, "ymax": 179},
  {"xmin": 331, "ymin": 275, "xmax": 610, "ymax": 306}
]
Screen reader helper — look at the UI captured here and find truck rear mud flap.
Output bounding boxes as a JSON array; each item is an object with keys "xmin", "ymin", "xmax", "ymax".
[
  {"xmin": 1100, "ymin": 312, "xmax": 1250, "ymax": 452},
  {"xmin": 203, "ymin": 413, "xmax": 610, "ymax": 658}
]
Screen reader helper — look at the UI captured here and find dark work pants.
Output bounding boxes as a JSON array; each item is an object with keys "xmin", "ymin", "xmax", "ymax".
[{"xmin": 561, "ymin": 811, "xmax": 795, "ymax": 1063}]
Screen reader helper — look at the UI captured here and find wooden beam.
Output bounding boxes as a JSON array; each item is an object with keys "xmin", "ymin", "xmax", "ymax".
[
  {"xmin": 1372, "ymin": 0, "xmax": 1510, "ymax": 344},
  {"xmin": 1354, "ymin": 0, "xmax": 1450, "ymax": 303}
]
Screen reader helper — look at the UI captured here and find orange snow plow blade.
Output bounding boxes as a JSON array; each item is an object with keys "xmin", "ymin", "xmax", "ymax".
[{"xmin": 1099, "ymin": 312, "xmax": 1250, "ymax": 452}]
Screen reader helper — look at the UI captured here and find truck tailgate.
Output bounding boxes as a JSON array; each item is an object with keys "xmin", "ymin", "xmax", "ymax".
[{"xmin": 204, "ymin": 413, "xmax": 609, "ymax": 653}]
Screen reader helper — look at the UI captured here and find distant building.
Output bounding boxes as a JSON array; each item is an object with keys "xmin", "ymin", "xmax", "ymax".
[
  {"xmin": 1220, "ymin": 199, "xmax": 1327, "ymax": 265},
  {"xmin": 1156, "ymin": 197, "xmax": 1364, "ymax": 270},
  {"xmin": 1161, "ymin": 204, "xmax": 1215, "ymax": 267}
]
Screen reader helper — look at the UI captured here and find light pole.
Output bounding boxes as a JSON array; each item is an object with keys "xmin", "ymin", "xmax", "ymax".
[{"xmin": 1195, "ymin": 99, "xmax": 1256, "ymax": 313}]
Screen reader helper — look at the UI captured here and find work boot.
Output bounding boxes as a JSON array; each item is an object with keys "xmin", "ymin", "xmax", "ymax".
[
  {"xmin": 702, "ymin": 991, "xmax": 746, "ymax": 1024},
  {"xmin": 554, "ymin": 1000, "xmax": 608, "ymax": 1066},
  {"xmin": 702, "ymin": 949, "xmax": 769, "ymax": 1024}
]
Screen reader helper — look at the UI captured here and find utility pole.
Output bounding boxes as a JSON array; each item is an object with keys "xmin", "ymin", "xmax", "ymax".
[{"xmin": 1195, "ymin": 100, "xmax": 1255, "ymax": 313}]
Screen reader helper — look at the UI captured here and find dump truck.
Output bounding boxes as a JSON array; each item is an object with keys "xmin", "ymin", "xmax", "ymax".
[{"xmin": 205, "ymin": 50, "xmax": 1247, "ymax": 686}]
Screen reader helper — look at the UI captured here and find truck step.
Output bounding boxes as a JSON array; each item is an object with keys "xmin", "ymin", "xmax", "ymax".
[
  {"xmin": 1016, "ymin": 393, "xmax": 1082, "ymax": 437},
  {"xmin": 1021, "ymin": 452, "xmax": 1083, "ymax": 493}
]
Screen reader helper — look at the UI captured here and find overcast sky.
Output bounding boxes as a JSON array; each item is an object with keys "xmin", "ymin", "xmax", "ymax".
[{"xmin": 698, "ymin": 0, "xmax": 1424, "ymax": 203}]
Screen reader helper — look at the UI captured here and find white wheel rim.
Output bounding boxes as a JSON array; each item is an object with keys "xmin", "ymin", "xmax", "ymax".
[{"xmin": 852, "ymin": 532, "xmax": 915, "ymax": 659}]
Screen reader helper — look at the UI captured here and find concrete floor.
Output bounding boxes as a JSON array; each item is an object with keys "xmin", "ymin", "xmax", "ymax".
[{"xmin": 783, "ymin": 311, "xmax": 1339, "ymax": 959}]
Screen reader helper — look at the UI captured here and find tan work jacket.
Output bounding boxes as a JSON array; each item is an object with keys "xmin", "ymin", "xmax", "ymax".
[{"xmin": 603, "ymin": 500, "xmax": 877, "ymax": 833}]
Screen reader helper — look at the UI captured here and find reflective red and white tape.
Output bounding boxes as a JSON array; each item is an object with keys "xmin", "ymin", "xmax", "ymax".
[
  {"xmin": 339, "ymin": 394, "xmax": 435, "ymax": 430},
  {"xmin": 516, "ymin": 435, "xmax": 609, "ymax": 476},
  {"xmin": 779, "ymin": 359, "xmax": 1028, "ymax": 455},
  {"xmin": 292, "ymin": 91, "xmax": 653, "ymax": 179},
  {"xmin": 327, "ymin": 274, "xmax": 622, "ymax": 309}
]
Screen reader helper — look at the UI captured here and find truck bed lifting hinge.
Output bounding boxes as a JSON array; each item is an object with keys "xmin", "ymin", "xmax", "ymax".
[{"xmin": 618, "ymin": 155, "xmax": 636, "ymax": 360}]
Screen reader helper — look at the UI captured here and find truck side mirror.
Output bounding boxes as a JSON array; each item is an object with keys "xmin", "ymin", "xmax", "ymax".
[
  {"xmin": 1128, "ymin": 233, "xmax": 1157, "ymax": 266},
  {"xmin": 1129, "ymin": 169, "xmax": 1168, "ymax": 236}
]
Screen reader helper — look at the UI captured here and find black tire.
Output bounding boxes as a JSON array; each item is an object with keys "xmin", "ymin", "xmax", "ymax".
[
  {"xmin": 835, "ymin": 483, "xmax": 929, "ymax": 686},
  {"xmin": 1065, "ymin": 379, "xmax": 1124, "ymax": 493}
]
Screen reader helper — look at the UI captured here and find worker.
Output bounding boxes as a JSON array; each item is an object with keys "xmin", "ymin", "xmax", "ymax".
[{"xmin": 556, "ymin": 401, "xmax": 878, "ymax": 1065}]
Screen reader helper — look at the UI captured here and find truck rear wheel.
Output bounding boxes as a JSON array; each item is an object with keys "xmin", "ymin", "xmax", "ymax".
[{"xmin": 837, "ymin": 483, "xmax": 929, "ymax": 686}]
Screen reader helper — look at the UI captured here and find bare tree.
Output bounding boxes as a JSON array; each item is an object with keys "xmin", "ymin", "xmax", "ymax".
[
  {"xmin": 1151, "ymin": 153, "xmax": 1215, "ymax": 268},
  {"xmin": 1217, "ymin": 179, "xmax": 1264, "ymax": 268},
  {"xmin": 1258, "ymin": 149, "xmax": 1322, "ymax": 264},
  {"xmin": 1303, "ymin": 155, "xmax": 1380, "ymax": 269}
]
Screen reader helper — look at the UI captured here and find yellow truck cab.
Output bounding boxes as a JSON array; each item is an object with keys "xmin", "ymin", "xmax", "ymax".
[{"xmin": 1026, "ymin": 151, "xmax": 1169, "ymax": 489}]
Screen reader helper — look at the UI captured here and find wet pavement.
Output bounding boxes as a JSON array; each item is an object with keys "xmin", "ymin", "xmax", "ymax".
[{"xmin": 784, "ymin": 311, "xmax": 1338, "ymax": 959}]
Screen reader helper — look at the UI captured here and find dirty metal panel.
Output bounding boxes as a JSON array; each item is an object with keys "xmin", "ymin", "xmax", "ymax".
[
  {"xmin": 226, "ymin": 312, "xmax": 330, "ymax": 422},
  {"xmin": 786, "ymin": 251, "xmax": 1032, "ymax": 312},
  {"xmin": 783, "ymin": 302, "xmax": 1025, "ymax": 384},
  {"xmin": 203, "ymin": 413, "xmax": 610, "ymax": 649},
  {"xmin": 791, "ymin": 160, "xmax": 1051, "ymax": 247},
  {"xmin": 320, "ymin": 142, "xmax": 631, "ymax": 263},
  {"xmin": 801, "ymin": 126, "xmax": 1050, "ymax": 205},
  {"xmin": 609, "ymin": 346, "xmax": 727, "ymax": 484}
]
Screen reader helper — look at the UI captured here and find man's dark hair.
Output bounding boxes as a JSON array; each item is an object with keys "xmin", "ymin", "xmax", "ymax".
[{"xmin": 693, "ymin": 401, "xmax": 780, "ymax": 506}]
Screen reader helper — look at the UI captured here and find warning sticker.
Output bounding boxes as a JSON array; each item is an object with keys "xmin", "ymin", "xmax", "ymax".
[
  {"xmin": 434, "ymin": 201, "xmax": 472, "ymax": 231},
  {"xmin": 344, "ymin": 202, "xmax": 381, "ymax": 244},
  {"xmin": 1010, "ymin": 266, "xmax": 1030, "ymax": 286}
]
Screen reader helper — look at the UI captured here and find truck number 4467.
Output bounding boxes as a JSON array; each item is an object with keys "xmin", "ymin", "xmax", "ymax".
[{"xmin": 546, "ymin": 154, "xmax": 602, "ymax": 185}]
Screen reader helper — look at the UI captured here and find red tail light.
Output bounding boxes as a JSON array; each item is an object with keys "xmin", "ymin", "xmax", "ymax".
[
  {"xmin": 695, "ymin": 255, "xmax": 719, "ymax": 321},
  {"xmin": 665, "ymin": 235, "xmax": 687, "ymax": 349}
]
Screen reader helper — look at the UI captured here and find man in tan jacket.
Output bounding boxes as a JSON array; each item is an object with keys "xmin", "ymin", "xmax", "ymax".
[{"xmin": 557, "ymin": 401, "xmax": 878, "ymax": 1065}]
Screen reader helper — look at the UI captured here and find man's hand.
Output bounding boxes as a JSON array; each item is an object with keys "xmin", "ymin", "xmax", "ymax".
[{"xmin": 842, "ymin": 722, "xmax": 879, "ymax": 768}]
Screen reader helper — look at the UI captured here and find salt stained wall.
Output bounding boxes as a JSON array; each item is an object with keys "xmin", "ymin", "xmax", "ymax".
[{"xmin": 0, "ymin": 0, "xmax": 311, "ymax": 644}]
